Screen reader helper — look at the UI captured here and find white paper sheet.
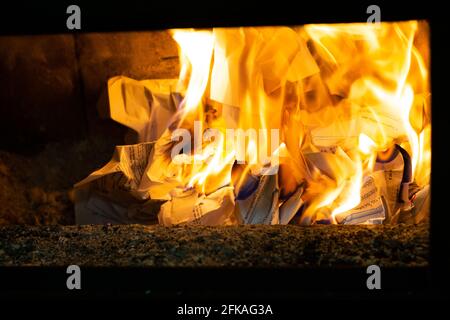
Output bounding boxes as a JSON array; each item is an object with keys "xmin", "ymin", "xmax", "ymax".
[{"xmin": 107, "ymin": 76, "xmax": 180, "ymax": 142}]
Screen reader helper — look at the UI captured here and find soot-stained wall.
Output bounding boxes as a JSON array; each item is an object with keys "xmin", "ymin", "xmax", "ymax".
[{"xmin": 0, "ymin": 31, "xmax": 179, "ymax": 151}]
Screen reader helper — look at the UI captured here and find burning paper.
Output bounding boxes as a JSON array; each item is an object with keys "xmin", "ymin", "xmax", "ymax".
[
  {"xmin": 236, "ymin": 173, "xmax": 280, "ymax": 225},
  {"xmin": 107, "ymin": 76, "xmax": 180, "ymax": 142},
  {"xmin": 210, "ymin": 27, "xmax": 319, "ymax": 107},
  {"xmin": 158, "ymin": 186, "xmax": 238, "ymax": 226},
  {"xmin": 75, "ymin": 21, "xmax": 430, "ymax": 226},
  {"xmin": 334, "ymin": 175, "xmax": 385, "ymax": 225},
  {"xmin": 279, "ymin": 184, "xmax": 305, "ymax": 225}
]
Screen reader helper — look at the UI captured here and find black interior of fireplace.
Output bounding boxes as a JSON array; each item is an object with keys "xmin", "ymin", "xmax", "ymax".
[{"xmin": 0, "ymin": 31, "xmax": 180, "ymax": 225}]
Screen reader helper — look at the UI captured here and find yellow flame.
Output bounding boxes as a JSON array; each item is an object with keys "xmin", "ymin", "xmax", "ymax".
[
  {"xmin": 331, "ymin": 159, "xmax": 363, "ymax": 219},
  {"xmin": 299, "ymin": 20, "xmax": 430, "ymax": 223},
  {"xmin": 172, "ymin": 29, "xmax": 214, "ymax": 113},
  {"xmin": 163, "ymin": 21, "xmax": 430, "ymax": 223},
  {"xmin": 359, "ymin": 133, "xmax": 376, "ymax": 155}
]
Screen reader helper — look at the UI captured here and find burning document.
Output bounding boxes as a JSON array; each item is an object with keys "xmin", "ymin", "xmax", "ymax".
[
  {"xmin": 74, "ymin": 21, "xmax": 430, "ymax": 226},
  {"xmin": 236, "ymin": 173, "xmax": 280, "ymax": 225},
  {"xmin": 107, "ymin": 76, "xmax": 180, "ymax": 142},
  {"xmin": 334, "ymin": 175, "xmax": 385, "ymax": 225},
  {"xmin": 158, "ymin": 186, "xmax": 238, "ymax": 226}
]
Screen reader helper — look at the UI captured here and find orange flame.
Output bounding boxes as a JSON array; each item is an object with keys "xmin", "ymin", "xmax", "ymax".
[{"xmin": 162, "ymin": 21, "xmax": 430, "ymax": 224}]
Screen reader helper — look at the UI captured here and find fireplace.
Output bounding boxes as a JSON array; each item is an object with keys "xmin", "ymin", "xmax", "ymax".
[{"xmin": 0, "ymin": 2, "xmax": 447, "ymax": 305}]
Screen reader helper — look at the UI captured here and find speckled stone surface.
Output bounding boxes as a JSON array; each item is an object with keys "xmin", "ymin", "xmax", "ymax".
[{"xmin": 0, "ymin": 223, "xmax": 429, "ymax": 267}]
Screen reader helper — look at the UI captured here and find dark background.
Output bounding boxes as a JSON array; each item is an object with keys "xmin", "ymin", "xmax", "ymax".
[{"xmin": 0, "ymin": 30, "xmax": 180, "ymax": 151}]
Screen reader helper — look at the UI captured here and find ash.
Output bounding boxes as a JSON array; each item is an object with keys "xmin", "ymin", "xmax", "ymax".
[{"xmin": 0, "ymin": 138, "xmax": 115, "ymax": 225}]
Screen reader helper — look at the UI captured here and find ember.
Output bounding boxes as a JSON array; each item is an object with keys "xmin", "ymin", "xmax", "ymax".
[{"xmin": 75, "ymin": 21, "xmax": 430, "ymax": 226}]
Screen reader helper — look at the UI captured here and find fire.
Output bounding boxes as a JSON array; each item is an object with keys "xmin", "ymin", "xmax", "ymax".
[
  {"xmin": 148, "ymin": 21, "xmax": 430, "ymax": 225},
  {"xmin": 171, "ymin": 29, "xmax": 214, "ymax": 114},
  {"xmin": 359, "ymin": 133, "xmax": 376, "ymax": 155}
]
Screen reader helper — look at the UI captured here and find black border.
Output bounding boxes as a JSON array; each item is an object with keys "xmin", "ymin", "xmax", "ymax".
[
  {"xmin": 0, "ymin": 0, "xmax": 449, "ymax": 304},
  {"xmin": 0, "ymin": 1, "xmax": 433, "ymax": 35}
]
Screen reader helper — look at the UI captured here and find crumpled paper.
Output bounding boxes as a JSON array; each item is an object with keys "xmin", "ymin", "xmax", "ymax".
[
  {"xmin": 74, "ymin": 142, "xmax": 164, "ymax": 224},
  {"xmin": 158, "ymin": 186, "xmax": 238, "ymax": 226},
  {"xmin": 74, "ymin": 26, "xmax": 429, "ymax": 226},
  {"xmin": 334, "ymin": 175, "xmax": 385, "ymax": 224},
  {"xmin": 107, "ymin": 76, "xmax": 181, "ymax": 142}
]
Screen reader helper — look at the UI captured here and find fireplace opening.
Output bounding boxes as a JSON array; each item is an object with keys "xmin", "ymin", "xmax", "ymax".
[{"xmin": 0, "ymin": 20, "xmax": 430, "ymax": 268}]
